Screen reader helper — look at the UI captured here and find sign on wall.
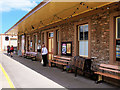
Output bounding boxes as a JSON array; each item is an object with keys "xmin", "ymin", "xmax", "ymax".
[
  {"xmin": 116, "ymin": 40, "xmax": 120, "ymax": 61},
  {"xmin": 5, "ymin": 36, "xmax": 9, "ymax": 41},
  {"xmin": 61, "ymin": 42, "xmax": 72, "ymax": 56}
]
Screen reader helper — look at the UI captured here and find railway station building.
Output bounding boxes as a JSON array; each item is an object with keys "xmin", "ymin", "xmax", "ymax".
[{"xmin": 5, "ymin": 0, "xmax": 120, "ymax": 85}]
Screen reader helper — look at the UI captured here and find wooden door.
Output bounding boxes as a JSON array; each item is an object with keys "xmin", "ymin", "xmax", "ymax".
[{"xmin": 48, "ymin": 32, "xmax": 54, "ymax": 60}]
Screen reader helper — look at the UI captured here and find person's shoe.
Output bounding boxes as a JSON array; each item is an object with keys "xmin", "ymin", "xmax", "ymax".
[{"xmin": 42, "ymin": 64, "xmax": 46, "ymax": 67}]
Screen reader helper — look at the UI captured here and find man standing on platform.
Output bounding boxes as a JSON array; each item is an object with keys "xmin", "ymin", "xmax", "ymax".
[{"xmin": 42, "ymin": 43, "xmax": 48, "ymax": 66}]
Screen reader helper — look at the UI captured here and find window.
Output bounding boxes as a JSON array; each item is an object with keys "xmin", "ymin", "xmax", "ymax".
[
  {"xmin": 116, "ymin": 17, "xmax": 120, "ymax": 61},
  {"xmin": 116, "ymin": 17, "xmax": 120, "ymax": 39},
  {"xmin": 78, "ymin": 24, "xmax": 88, "ymax": 57},
  {"xmin": 49, "ymin": 32, "xmax": 54, "ymax": 37}
]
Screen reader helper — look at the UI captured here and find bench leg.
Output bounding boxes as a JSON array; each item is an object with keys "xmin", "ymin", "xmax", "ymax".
[
  {"xmin": 75, "ymin": 67, "xmax": 78, "ymax": 77},
  {"xmin": 62, "ymin": 65, "xmax": 66, "ymax": 71},
  {"xmin": 95, "ymin": 75, "xmax": 103, "ymax": 84},
  {"xmin": 24, "ymin": 55, "xmax": 26, "ymax": 58},
  {"xmin": 35, "ymin": 56, "xmax": 37, "ymax": 61},
  {"xmin": 51, "ymin": 62, "xmax": 56, "ymax": 67},
  {"xmin": 51, "ymin": 62, "xmax": 53, "ymax": 67}
]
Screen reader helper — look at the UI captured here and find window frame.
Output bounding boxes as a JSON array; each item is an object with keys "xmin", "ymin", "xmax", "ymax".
[
  {"xmin": 115, "ymin": 17, "xmax": 120, "ymax": 62},
  {"xmin": 78, "ymin": 24, "xmax": 89, "ymax": 57},
  {"xmin": 78, "ymin": 24, "xmax": 88, "ymax": 41},
  {"xmin": 48, "ymin": 32, "xmax": 54, "ymax": 38},
  {"xmin": 116, "ymin": 17, "xmax": 120, "ymax": 39},
  {"xmin": 109, "ymin": 12, "xmax": 120, "ymax": 64}
]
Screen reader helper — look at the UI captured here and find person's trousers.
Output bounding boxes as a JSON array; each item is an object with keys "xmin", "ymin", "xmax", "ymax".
[{"xmin": 42, "ymin": 54, "xmax": 48, "ymax": 66}]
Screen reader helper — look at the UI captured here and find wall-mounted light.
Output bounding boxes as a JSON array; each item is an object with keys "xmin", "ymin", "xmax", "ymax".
[{"xmin": 107, "ymin": 7, "xmax": 110, "ymax": 9}]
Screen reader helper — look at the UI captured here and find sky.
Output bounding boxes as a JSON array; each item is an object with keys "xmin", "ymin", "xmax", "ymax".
[{"xmin": 0, "ymin": 0, "xmax": 43, "ymax": 34}]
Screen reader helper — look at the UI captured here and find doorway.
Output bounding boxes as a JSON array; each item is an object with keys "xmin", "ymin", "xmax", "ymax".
[{"xmin": 48, "ymin": 32, "xmax": 54, "ymax": 60}]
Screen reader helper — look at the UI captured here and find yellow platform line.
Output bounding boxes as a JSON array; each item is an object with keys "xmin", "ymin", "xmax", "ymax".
[{"xmin": 0, "ymin": 64, "xmax": 15, "ymax": 88}]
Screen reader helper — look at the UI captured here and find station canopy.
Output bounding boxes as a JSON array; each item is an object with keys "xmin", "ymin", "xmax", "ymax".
[{"xmin": 5, "ymin": 0, "xmax": 119, "ymax": 35}]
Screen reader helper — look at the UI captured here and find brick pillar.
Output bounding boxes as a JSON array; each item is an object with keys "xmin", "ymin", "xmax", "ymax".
[
  {"xmin": 17, "ymin": 35, "xmax": 20, "ymax": 50},
  {"xmin": 59, "ymin": 29, "xmax": 62, "ymax": 56},
  {"xmin": 53, "ymin": 30, "xmax": 57, "ymax": 55},
  {"xmin": 24, "ymin": 34, "xmax": 26, "ymax": 53},
  {"xmin": 41, "ymin": 32, "xmax": 43, "ymax": 45},
  {"xmin": 74, "ymin": 24, "xmax": 79, "ymax": 56},
  {"xmin": 32, "ymin": 35, "xmax": 34, "ymax": 52},
  {"xmin": 44, "ymin": 31, "xmax": 47, "ymax": 48}
]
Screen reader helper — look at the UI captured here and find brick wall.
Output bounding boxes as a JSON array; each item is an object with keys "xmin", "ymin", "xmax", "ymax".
[
  {"xmin": 22, "ymin": 6, "xmax": 119, "ymax": 71},
  {"xmin": 58, "ymin": 11, "xmax": 112, "ymax": 70},
  {"xmin": 90, "ymin": 12, "xmax": 110, "ymax": 70},
  {"xmin": 60, "ymin": 23, "xmax": 74, "ymax": 56}
]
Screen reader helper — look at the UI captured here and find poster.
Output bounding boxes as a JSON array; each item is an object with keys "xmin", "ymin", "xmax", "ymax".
[
  {"xmin": 67, "ymin": 43, "xmax": 71, "ymax": 54},
  {"xmin": 61, "ymin": 42, "xmax": 72, "ymax": 56},
  {"xmin": 116, "ymin": 40, "xmax": 120, "ymax": 61},
  {"xmin": 62, "ymin": 44, "xmax": 66, "ymax": 54}
]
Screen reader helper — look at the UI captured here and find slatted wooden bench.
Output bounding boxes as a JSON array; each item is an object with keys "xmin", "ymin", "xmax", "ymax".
[
  {"xmin": 94, "ymin": 64, "xmax": 120, "ymax": 84},
  {"xmin": 50, "ymin": 55, "xmax": 71, "ymax": 70},
  {"xmin": 24, "ymin": 52, "xmax": 37, "ymax": 61}
]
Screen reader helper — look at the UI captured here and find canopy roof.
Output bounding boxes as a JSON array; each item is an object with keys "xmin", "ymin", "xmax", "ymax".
[{"xmin": 5, "ymin": 0, "xmax": 118, "ymax": 35}]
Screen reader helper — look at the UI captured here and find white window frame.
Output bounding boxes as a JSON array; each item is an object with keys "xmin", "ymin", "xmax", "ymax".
[{"xmin": 78, "ymin": 24, "xmax": 88, "ymax": 57}]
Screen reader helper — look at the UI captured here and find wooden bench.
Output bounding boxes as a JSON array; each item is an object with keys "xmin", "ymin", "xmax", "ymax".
[
  {"xmin": 24, "ymin": 52, "xmax": 37, "ymax": 61},
  {"xmin": 73, "ymin": 56, "xmax": 92, "ymax": 77},
  {"xmin": 94, "ymin": 64, "xmax": 120, "ymax": 84},
  {"xmin": 50, "ymin": 55, "xmax": 71, "ymax": 70}
]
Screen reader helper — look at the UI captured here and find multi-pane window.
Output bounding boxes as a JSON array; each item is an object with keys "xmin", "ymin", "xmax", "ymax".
[
  {"xmin": 116, "ymin": 17, "xmax": 120, "ymax": 39},
  {"xmin": 116, "ymin": 17, "xmax": 120, "ymax": 61},
  {"xmin": 78, "ymin": 24, "xmax": 88, "ymax": 57}
]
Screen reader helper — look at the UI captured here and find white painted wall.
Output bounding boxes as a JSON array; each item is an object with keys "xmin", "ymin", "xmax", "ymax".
[{"xmin": 0, "ymin": 35, "xmax": 18, "ymax": 51}]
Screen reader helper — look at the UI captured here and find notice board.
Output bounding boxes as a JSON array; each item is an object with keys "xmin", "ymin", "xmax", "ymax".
[{"xmin": 116, "ymin": 40, "xmax": 120, "ymax": 61}]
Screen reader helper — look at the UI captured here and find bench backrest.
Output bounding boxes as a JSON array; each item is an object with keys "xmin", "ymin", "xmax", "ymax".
[
  {"xmin": 100, "ymin": 64, "xmax": 119, "ymax": 70},
  {"xmin": 99, "ymin": 64, "xmax": 120, "ymax": 73},
  {"xmin": 53, "ymin": 56, "xmax": 71, "ymax": 61}
]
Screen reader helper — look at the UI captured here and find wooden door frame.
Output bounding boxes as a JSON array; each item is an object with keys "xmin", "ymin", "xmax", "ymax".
[
  {"xmin": 109, "ymin": 11, "xmax": 120, "ymax": 65},
  {"xmin": 47, "ymin": 31, "xmax": 54, "ymax": 60}
]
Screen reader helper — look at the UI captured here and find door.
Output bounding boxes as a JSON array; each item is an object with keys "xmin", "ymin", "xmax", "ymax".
[{"xmin": 48, "ymin": 32, "xmax": 54, "ymax": 60}]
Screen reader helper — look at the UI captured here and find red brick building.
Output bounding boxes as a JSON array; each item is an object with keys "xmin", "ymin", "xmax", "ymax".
[{"xmin": 5, "ymin": 0, "xmax": 120, "ymax": 85}]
